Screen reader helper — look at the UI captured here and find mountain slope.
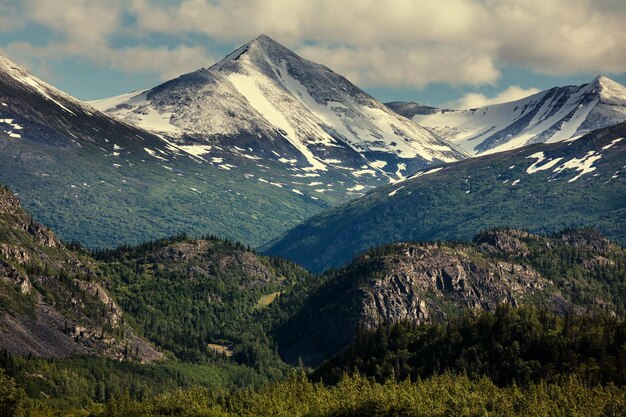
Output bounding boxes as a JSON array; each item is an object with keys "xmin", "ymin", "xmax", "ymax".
[
  {"xmin": 95, "ymin": 233, "xmax": 313, "ymax": 366},
  {"xmin": 0, "ymin": 54, "xmax": 331, "ymax": 248},
  {"xmin": 387, "ymin": 76, "xmax": 626, "ymax": 155},
  {"xmin": 0, "ymin": 185, "xmax": 161, "ymax": 361},
  {"xmin": 274, "ymin": 229, "xmax": 626, "ymax": 366},
  {"xmin": 92, "ymin": 35, "xmax": 465, "ymax": 193},
  {"xmin": 264, "ymin": 122, "xmax": 626, "ymax": 272}
]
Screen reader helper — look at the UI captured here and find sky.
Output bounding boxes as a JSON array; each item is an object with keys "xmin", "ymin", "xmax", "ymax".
[{"xmin": 1, "ymin": 0, "xmax": 626, "ymax": 109}]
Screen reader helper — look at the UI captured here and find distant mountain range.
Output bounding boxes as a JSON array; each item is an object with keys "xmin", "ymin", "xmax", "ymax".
[
  {"xmin": 0, "ymin": 36, "xmax": 469, "ymax": 249},
  {"xmin": 387, "ymin": 75, "xmax": 626, "ymax": 155},
  {"xmin": 2, "ymin": 182, "xmax": 624, "ymax": 372},
  {"xmin": 264, "ymin": 122, "xmax": 626, "ymax": 272},
  {"xmin": 2, "ymin": 34, "xmax": 626, "ymax": 257},
  {"xmin": 0, "ymin": 54, "xmax": 337, "ymax": 248}
]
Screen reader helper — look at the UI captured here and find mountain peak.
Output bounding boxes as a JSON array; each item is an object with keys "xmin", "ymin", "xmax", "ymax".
[
  {"xmin": 594, "ymin": 74, "xmax": 614, "ymax": 84},
  {"xmin": 210, "ymin": 34, "xmax": 292, "ymax": 72},
  {"xmin": 252, "ymin": 33, "xmax": 276, "ymax": 44},
  {"xmin": 591, "ymin": 74, "xmax": 626, "ymax": 105},
  {"xmin": 0, "ymin": 54, "xmax": 18, "ymax": 71}
]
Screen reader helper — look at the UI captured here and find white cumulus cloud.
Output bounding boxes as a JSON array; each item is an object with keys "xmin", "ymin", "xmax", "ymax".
[{"xmin": 446, "ymin": 86, "xmax": 542, "ymax": 110}]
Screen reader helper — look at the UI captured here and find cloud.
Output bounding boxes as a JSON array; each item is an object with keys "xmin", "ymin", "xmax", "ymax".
[
  {"xmin": 1, "ymin": 0, "xmax": 626, "ymax": 90},
  {"xmin": 0, "ymin": 0, "xmax": 215, "ymax": 81},
  {"xmin": 128, "ymin": 0, "xmax": 626, "ymax": 85},
  {"xmin": 446, "ymin": 86, "xmax": 542, "ymax": 109},
  {"xmin": 106, "ymin": 45, "xmax": 215, "ymax": 80},
  {"xmin": 0, "ymin": 0, "xmax": 26, "ymax": 32},
  {"xmin": 1, "ymin": 41, "xmax": 214, "ymax": 82},
  {"xmin": 298, "ymin": 45, "xmax": 499, "ymax": 88}
]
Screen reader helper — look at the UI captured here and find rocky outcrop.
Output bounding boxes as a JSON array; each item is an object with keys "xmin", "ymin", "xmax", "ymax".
[
  {"xmin": 24, "ymin": 221, "xmax": 60, "ymax": 248},
  {"xmin": 0, "ymin": 243, "xmax": 31, "ymax": 264},
  {"xmin": 0, "ymin": 187, "xmax": 60, "ymax": 249},
  {"xmin": 0, "ymin": 187, "xmax": 20, "ymax": 214},
  {"xmin": 475, "ymin": 230, "xmax": 531, "ymax": 257},
  {"xmin": 359, "ymin": 245, "xmax": 546, "ymax": 330},
  {"xmin": 149, "ymin": 240, "xmax": 272, "ymax": 282},
  {"xmin": 276, "ymin": 230, "xmax": 620, "ymax": 366},
  {"xmin": 558, "ymin": 228, "xmax": 611, "ymax": 252},
  {"xmin": 0, "ymin": 186, "xmax": 162, "ymax": 363},
  {"xmin": 74, "ymin": 280, "xmax": 124, "ymax": 327},
  {"xmin": 151, "ymin": 240, "xmax": 212, "ymax": 263},
  {"xmin": 219, "ymin": 251, "xmax": 272, "ymax": 283},
  {"xmin": 0, "ymin": 258, "xmax": 32, "ymax": 294}
]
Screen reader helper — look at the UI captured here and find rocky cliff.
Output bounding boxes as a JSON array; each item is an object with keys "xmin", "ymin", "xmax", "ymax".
[
  {"xmin": 0, "ymin": 186, "xmax": 162, "ymax": 362},
  {"xmin": 275, "ymin": 229, "xmax": 625, "ymax": 366}
]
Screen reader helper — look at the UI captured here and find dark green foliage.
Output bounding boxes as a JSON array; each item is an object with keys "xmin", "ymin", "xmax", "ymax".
[
  {"xmin": 0, "ymin": 128, "xmax": 331, "ymax": 249},
  {"xmin": 484, "ymin": 228, "xmax": 626, "ymax": 314},
  {"xmin": 35, "ymin": 373, "xmax": 626, "ymax": 417},
  {"xmin": 264, "ymin": 123, "xmax": 626, "ymax": 272},
  {"xmin": 314, "ymin": 306, "xmax": 626, "ymax": 387},
  {"xmin": 0, "ymin": 368, "xmax": 26, "ymax": 417},
  {"xmin": 94, "ymin": 234, "xmax": 313, "ymax": 371},
  {"xmin": 0, "ymin": 353, "xmax": 265, "ymax": 413}
]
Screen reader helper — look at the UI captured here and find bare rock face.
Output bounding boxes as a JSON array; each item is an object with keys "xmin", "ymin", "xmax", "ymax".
[
  {"xmin": 358, "ymin": 245, "xmax": 546, "ymax": 330},
  {"xmin": 475, "ymin": 230, "xmax": 531, "ymax": 257},
  {"xmin": 0, "ymin": 187, "xmax": 60, "ymax": 249},
  {"xmin": 0, "ymin": 187, "xmax": 163, "ymax": 363},
  {"xmin": 0, "ymin": 188, "xmax": 20, "ymax": 214},
  {"xmin": 218, "ymin": 251, "xmax": 271, "ymax": 282},
  {"xmin": 0, "ymin": 258, "xmax": 32, "ymax": 294},
  {"xmin": 74, "ymin": 280, "xmax": 124, "ymax": 327},
  {"xmin": 25, "ymin": 221, "xmax": 60, "ymax": 248},
  {"xmin": 0, "ymin": 244, "xmax": 31, "ymax": 264},
  {"xmin": 149, "ymin": 239, "xmax": 272, "ymax": 282},
  {"xmin": 558, "ymin": 229, "xmax": 611, "ymax": 252},
  {"xmin": 151, "ymin": 240, "xmax": 212, "ymax": 263}
]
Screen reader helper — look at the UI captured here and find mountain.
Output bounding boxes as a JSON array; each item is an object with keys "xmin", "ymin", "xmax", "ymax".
[
  {"xmin": 0, "ymin": 182, "xmax": 314, "ymax": 371},
  {"xmin": 386, "ymin": 76, "xmax": 626, "ymax": 155},
  {"xmin": 263, "ymin": 122, "xmax": 626, "ymax": 272},
  {"xmin": 95, "ymin": 233, "xmax": 313, "ymax": 367},
  {"xmin": 0, "ymin": 185, "xmax": 161, "ymax": 361},
  {"xmin": 0, "ymin": 54, "xmax": 331, "ymax": 248},
  {"xmin": 91, "ymin": 35, "xmax": 466, "ymax": 194},
  {"xmin": 274, "ymin": 229, "xmax": 626, "ymax": 366}
]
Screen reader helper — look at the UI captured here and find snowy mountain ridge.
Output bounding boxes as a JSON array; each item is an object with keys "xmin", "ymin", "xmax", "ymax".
[
  {"xmin": 91, "ymin": 35, "xmax": 466, "ymax": 183},
  {"xmin": 0, "ymin": 55, "xmax": 93, "ymax": 117},
  {"xmin": 387, "ymin": 75, "xmax": 626, "ymax": 155},
  {"xmin": 0, "ymin": 53, "xmax": 333, "ymax": 248}
]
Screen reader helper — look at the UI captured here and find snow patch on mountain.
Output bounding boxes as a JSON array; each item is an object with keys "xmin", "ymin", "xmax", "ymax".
[
  {"xmin": 0, "ymin": 118, "xmax": 23, "ymax": 138},
  {"xmin": 526, "ymin": 152, "xmax": 563, "ymax": 174},
  {"xmin": 554, "ymin": 151, "xmax": 603, "ymax": 182}
]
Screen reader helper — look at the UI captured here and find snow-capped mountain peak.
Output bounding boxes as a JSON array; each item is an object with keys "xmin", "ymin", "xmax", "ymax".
[
  {"xmin": 389, "ymin": 76, "xmax": 626, "ymax": 155},
  {"xmin": 91, "ymin": 35, "xmax": 465, "ymax": 191},
  {"xmin": 593, "ymin": 75, "xmax": 626, "ymax": 105}
]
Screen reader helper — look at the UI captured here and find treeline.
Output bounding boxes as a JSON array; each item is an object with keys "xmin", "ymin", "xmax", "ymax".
[
  {"xmin": 314, "ymin": 305, "xmax": 626, "ymax": 387},
  {"xmin": 4, "ymin": 372, "xmax": 625, "ymax": 417},
  {"xmin": 0, "ymin": 353, "xmax": 267, "ymax": 414},
  {"xmin": 87, "ymin": 233, "xmax": 254, "ymax": 262}
]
